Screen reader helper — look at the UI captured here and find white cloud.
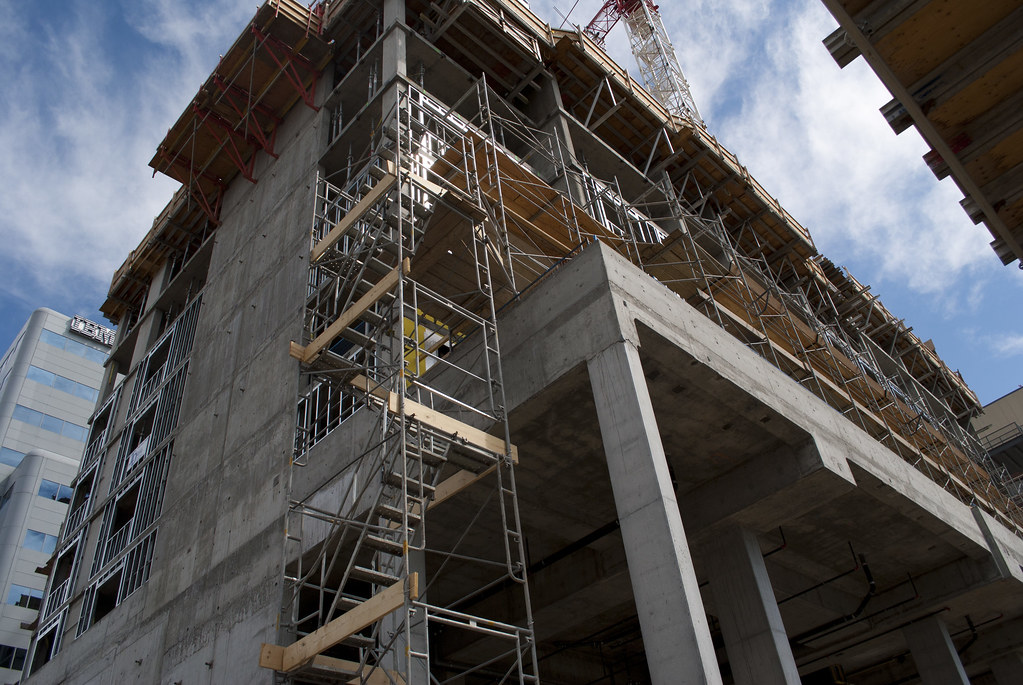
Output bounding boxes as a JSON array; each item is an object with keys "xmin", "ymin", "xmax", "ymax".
[
  {"xmin": 0, "ymin": 1, "xmax": 249, "ymax": 317},
  {"xmin": 990, "ymin": 334, "xmax": 1023, "ymax": 357}
]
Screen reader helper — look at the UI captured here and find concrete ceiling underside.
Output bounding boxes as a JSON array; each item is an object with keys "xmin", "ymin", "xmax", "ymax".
[{"xmin": 421, "ymin": 321, "xmax": 1023, "ymax": 683}]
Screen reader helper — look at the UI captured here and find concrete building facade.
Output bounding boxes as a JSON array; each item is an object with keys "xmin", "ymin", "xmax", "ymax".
[
  {"xmin": 23, "ymin": 1, "xmax": 1023, "ymax": 684},
  {"xmin": 0, "ymin": 309, "xmax": 110, "ymax": 681},
  {"xmin": 973, "ymin": 388, "xmax": 1023, "ymax": 479}
]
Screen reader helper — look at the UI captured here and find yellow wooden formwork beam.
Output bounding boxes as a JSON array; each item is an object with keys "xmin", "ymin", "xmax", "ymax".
[
  {"xmin": 311, "ymin": 167, "xmax": 398, "ymax": 263},
  {"xmin": 349, "ymin": 375, "xmax": 518, "ymax": 461},
  {"xmin": 259, "ymin": 574, "xmax": 417, "ymax": 673},
  {"xmin": 289, "ymin": 259, "xmax": 410, "ymax": 364}
]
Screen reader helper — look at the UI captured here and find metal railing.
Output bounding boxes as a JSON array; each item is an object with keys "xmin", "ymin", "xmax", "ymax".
[
  {"xmin": 104, "ymin": 522, "xmax": 133, "ymax": 565},
  {"xmin": 65, "ymin": 500, "xmax": 90, "ymax": 534},
  {"xmin": 43, "ymin": 578, "xmax": 71, "ymax": 618},
  {"xmin": 81, "ymin": 429, "xmax": 107, "ymax": 468},
  {"xmin": 982, "ymin": 422, "xmax": 1023, "ymax": 451}
]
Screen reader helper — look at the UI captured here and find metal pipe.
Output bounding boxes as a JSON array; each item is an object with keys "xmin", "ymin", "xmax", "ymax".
[{"xmin": 791, "ymin": 553, "xmax": 875, "ymax": 644}]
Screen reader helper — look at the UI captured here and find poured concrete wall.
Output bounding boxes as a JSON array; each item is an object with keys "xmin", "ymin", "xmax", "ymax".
[{"xmin": 25, "ymin": 71, "xmax": 327, "ymax": 685}]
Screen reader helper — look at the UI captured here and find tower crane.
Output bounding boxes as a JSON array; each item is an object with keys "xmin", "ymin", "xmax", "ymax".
[{"xmin": 584, "ymin": 0, "xmax": 704, "ymax": 127}]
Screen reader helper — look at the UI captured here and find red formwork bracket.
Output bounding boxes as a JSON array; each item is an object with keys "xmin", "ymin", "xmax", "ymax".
[
  {"xmin": 194, "ymin": 103, "xmax": 259, "ymax": 184},
  {"xmin": 153, "ymin": 147, "xmax": 226, "ymax": 225},
  {"xmin": 153, "ymin": 146, "xmax": 226, "ymax": 191},
  {"xmin": 189, "ymin": 184, "xmax": 224, "ymax": 227},
  {"xmin": 251, "ymin": 25, "xmax": 322, "ymax": 111},
  {"xmin": 211, "ymin": 74, "xmax": 282, "ymax": 158}
]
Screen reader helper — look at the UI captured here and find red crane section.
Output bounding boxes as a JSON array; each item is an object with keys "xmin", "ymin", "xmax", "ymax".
[{"xmin": 584, "ymin": 0, "xmax": 652, "ymax": 46}]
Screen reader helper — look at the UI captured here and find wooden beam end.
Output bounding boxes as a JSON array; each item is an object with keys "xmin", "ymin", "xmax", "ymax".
[
  {"xmin": 408, "ymin": 571, "xmax": 420, "ymax": 601},
  {"xmin": 259, "ymin": 643, "xmax": 285, "ymax": 670}
]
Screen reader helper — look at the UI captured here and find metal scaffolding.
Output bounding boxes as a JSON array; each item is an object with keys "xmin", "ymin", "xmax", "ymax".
[
  {"xmin": 277, "ymin": 81, "xmax": 542, "ymax": 684},
  {"xmin": 268, "ymin": 0, "xmax": 1023, "ymax": 680}
]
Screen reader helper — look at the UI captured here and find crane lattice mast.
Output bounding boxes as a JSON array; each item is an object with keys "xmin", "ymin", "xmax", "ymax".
[{"xmin": 584, "ymin": 0, "xmax": 704, "ymax": 127}]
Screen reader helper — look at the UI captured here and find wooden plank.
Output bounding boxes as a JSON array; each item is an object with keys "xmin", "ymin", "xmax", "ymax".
[
  {"xmin": 259, "ymin": 643, "xmax": 286, "ymax": 670},
  {"xmin": 288, "ymin": 341, "xmax": 306, "ymax": 361},
  {"xmin": 292, "ymin": 259, "xmax": 409, "ymax": 364},
  {"xmin": 261, "ymin": 629, "xmax": 401, "ymax": 683},
  {"xmin": 349, "ymin": 375, "xmax": 518, "ymax": 461},
  {"xmin": 278, "ymin": 575, "xmax": 417, "ymax": 672},
  {"xmin": 313, "ymin": 655, "xmax": 396, "ymax": 684},
  {"xmin": 349, "ymin": 374, "xmax": 398, "ymax": 411},
  {"xmin": 311, "ymin": 173, "xmax": 398, "ymax": 263},
  {"xmin": 405, "ymin": 397, "xmax": 518, "ymax": 461},
  {"xmin": 430, "ymin": 465, "xmax": 498, "ymax": 509}
]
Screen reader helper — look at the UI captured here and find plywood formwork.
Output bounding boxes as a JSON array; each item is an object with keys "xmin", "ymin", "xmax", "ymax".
[{"xmin": 822, "ymin": 0, "xmax": 1023, "ymax": 267}]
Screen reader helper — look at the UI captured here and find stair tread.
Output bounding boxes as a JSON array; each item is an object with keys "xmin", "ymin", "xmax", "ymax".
[
  {"xmin": 350, "ymin": 565, "xmax": 402, "ymax": 586},
  {"xmin": 384, "ymin": 471, "xmax": 436, "ymax": 493},
  {"xmin": 375, "ymin": 502, "xmax": 422, "ymax": 523},
  {"xmin": 364, "ymin": 533, "xmax": 404, "ymax": 555}
]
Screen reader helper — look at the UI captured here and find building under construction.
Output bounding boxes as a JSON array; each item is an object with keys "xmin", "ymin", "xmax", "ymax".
[{"xmin": 23, "ymin": 1, "xmax": 1023, "ymax": 683}]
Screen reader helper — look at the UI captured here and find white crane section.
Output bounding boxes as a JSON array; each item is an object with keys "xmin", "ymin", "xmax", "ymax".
[
  {"xmin": 584, "ymin": 0, "xmax": 704, "ymax": 127},
  {"xmin": 623, "ymin": 2, "xmax": 704, "ymax": 126}
]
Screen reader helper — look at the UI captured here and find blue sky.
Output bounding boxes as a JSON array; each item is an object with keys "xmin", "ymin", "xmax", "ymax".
[{"xmin": 1, "ymin": 0, "xmax": 1020, "ymax": 405}]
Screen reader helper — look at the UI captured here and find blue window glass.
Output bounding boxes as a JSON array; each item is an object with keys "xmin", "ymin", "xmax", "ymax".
[
  {"xmin": 52, "ymin": 375, "xmax": 76, "ymax": 395},
  {"xmin": 11, "ymin": 405, "xmax": 42, "ymax": 427},
  {"xmin": 83, "ymin": 346, "xmax": 108, "ymax": 364},
  {"xmin": 38, "ymin": 479, "xmax": 72, "ymax": 503},
  {"xmin": 25, "ymin": 366, "xmax": 54, "ymax": 386},
  {"xmin": 27, "ymin": 365, "xmax": 99, "ymax": 402},
  {"xmin": 73, "ymin": 384, "xmax": 99, "ymax": 402},
  {"xmin": 38, "ymin": 480, "xmax": 59, "ymax": 500},
  {"xmin": 38, "ymin": 330, "xmax": 106, "ymax": 364},
  {"xmin": 40, "ymin": 414, "xmax": 63, "ymax": 435},
  {"xmin": 38, "ymin": 329, "xmax": 67, "ymax": 351},
  {"xmin": 24, "ymin": 530, "xmax": 57, "ymax": 554},
  {"xmin": 61, "ymin": 423, "xmax": 88, "ymax": 442},
  {"xmin": 12, "ymin": 405, "xmax": 87, "ymax": 441},
  {"xmin": 0, "ymin": 448, "xmax": 24, "ymax": 467},
  {"xmin": 64, "ymin": 339, "xmax": 85, "ymax": 357},
  {"xmin": 5, "ymin": 584, "xmax": 42, "ymax": 610}
]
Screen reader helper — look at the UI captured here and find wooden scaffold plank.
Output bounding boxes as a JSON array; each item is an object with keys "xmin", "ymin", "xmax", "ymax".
[
  {"xmin": 349, "ymin": 374, "xmax": 518, "ymax": 461},
  {"xmin": 290, "ymin": 259, "xmax": 410, "ymax": 364},
  {"xmin": 259, "ymin": 574, "xmax": 418, "ymax": 673},
  {"xmin": 311, "ymin": 167, "xmax": 398, "ymax": 262}
]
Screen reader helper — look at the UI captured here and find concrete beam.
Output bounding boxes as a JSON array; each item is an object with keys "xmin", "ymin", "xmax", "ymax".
[
  {"xmin": 903, "ymin": 616, "xmax": 970, "ymax": 685},
  {"xmin": 681, "ymin": 439, "xmax": 856, "ymax": 535},
  {"xmin": 706, "ymin": 526, "xmax": 800, "ymax": 685},
  {"xmin": 588, "ymin": 340, "xmax": 722, "ymax": 685}
]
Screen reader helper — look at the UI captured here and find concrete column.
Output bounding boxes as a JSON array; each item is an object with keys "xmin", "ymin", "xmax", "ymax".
[
  {"xmin": 705, "ymin": 526, "xmax": 800, "ymax": 685},
  {"xmin": 903, "ymin": 616, "xmax": 970, "ymax": 685},
  {"xmin": 587, "ymin": 341, "xmax": 722, "ymax": 685},
  {"xmin": 380, "ymin": 0, "xmax": 407, "ymax": 120},
  {"xmin": 382, "ymin": 0, "xmax": 406, "ymax": 80},
  {"xmin": 989, "ymin": 649, "xmax": 1023, "ymax": 685}
]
